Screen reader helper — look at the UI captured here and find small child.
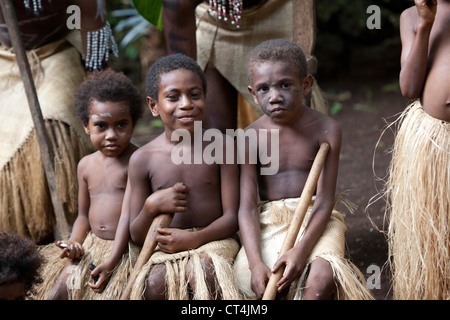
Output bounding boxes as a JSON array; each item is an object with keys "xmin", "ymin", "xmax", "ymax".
[
  {"xmin": 34, "ymin": 69, "xmax": 143, "ymax": 300},
  {"xmin": 233, "ymin": 39, "xmax": 373, "ymax": 300},
  {"xmin": 0, "ymin": 232, "xmax": 44, "ymax": 300},
  {"xmin": 126, "ymin": 53, "xmax": 241, "ymax": 300}
]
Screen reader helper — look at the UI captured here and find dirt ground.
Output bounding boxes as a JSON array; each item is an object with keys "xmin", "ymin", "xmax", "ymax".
[
  {"xmin": 131, "ymin": 72, "xmax": 407, "ymax": 300},
  {"xmin": 323, "ymin": 75, "xmax": 408, "ymax": 300}
]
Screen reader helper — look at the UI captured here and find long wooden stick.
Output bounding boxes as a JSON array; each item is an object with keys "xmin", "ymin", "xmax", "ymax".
[
  {"xmin": 262, "ymin": 142, "xmax": 330, "ymax": 300},
  {"xmin": 0, "ymin": 0, "xmax": 70, "ymax": 239},
  {"xmin": 120, "ymin": 213, "xmax": 173, "ymax": 300}
]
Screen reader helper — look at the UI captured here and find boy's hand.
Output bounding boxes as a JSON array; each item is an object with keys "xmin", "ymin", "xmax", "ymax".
[
  {"xmin": 56, "ymin": 240, "xmax": 84, "ymax": 260},
  {"xmin": 155, "ymin": 228, "xmax": 196, "ymax": 253},
  {"xmin": 271, "ymin": 248, "xmax": 307, "ymax": 293},
  {"xmin": 415, "ymin": 0, "xmax": 437, "ymax": 25},
  {"xmin": 249, "ymin": 262, "xmax": 272, "ymax": 299},
  {"xmin": 144, "ymin": 182, "xmax": 189, "ymax": 216},
  {"xmin": 88, "ymin": 263, "xmax": 112, "ymax": 294}
]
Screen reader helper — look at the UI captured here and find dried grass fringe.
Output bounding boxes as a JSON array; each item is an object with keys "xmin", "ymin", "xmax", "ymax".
[
  {"xmin": 235, "ymin": 197, "xmax": 374, "ymax": 300},
  {"xmin": 0, "ymin": 120, "xmax": 91, "ymax": 243},
  {"xmin": 384, "ymin": 101, "xmax": 450, "ymax": 299},
  {"xmin": 130, "ymin": 237, "xmax": 242, "ymax": 300},
  {"xmin": 269, "ymin": 198, "xmax": 373, "ymax": 300},
  {"xmin": 32, "ymin": 232, "xmax": 139, "ymax": 300}
]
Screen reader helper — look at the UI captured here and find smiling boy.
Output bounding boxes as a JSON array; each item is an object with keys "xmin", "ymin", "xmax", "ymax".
[{"xmin": 127, "ymin": 54, "xmax": 241, "ymax": 300}]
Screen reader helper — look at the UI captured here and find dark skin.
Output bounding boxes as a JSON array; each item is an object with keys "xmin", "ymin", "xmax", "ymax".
[
  {"xmin": 49, "ymin": 100, "xmax": 138, "ymax": 299},
  {"xmin": 162, "ymin": 0, "xmax": 238, "ymax": 132},
  {"xmin": 399, "ymin": 0, "xmax": 450, "ymax": 122},
  {"xmin": 239, "ymin": 60, "xmax": 342, "ymax": 299},
  {"xmin": 128, "ymin": 68, "xmax": 239, "ymax": 299},
  {"xmin": 0, "ymin": 0, "xmax": 108, "ymax": 57}
]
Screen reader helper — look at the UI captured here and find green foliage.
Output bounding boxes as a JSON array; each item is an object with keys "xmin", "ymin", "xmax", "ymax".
[{"xmin": 132, "ymin": 0, "xmax": 163, "ymax": 30}]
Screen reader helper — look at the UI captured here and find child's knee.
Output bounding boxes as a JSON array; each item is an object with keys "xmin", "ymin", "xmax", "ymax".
[
  {"xmin": 304, "ymin": 258, "xmax": 336, "ymax": 300},
  {"xmin": 144, "ymin": 264, "xmax": 166, "ymax": 300}
]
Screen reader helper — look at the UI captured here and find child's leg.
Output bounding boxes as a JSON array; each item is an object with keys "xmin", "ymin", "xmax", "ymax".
[
  {"xmin": 302, "ymin": 257, "xmax": 336, "ymax": 300},
  {"xmin": 47, "ymin": 261, "xmax": 74, "ymax": 300},
  {"xmin": 186, "ymin": 254, "xmax": 219, "ymax": 299},
  {"xmin": 144, "ymin": 264, "xmax": 166, "ymax": 300}
]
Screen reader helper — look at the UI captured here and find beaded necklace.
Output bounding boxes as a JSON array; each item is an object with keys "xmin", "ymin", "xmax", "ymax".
[
  {"xmin": 21, "ymin": 0, "xmax": 118, "ymax": 71},
  {"xmin": 208, "ymin": 0, "xmax": 243, "ymax": 28}
]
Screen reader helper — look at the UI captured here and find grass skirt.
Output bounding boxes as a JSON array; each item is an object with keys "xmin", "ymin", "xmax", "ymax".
[
  {"xmin": 0, "ymin": 38, "xmax": 93, "ymax": 243},
  {"xmin": 385, "ymin": 101, "xmax": 450, "ymax": 300},
  {"xmin": 129, "ymin": 235, "xmax": 241, "ymax": 300},
  {"xmin": 233, "ymin": 197, "xmax": 374, "ymax": 300},
  {"xmin": 32, "ymin": 232, "xmax": 139, "ymax": 300}
]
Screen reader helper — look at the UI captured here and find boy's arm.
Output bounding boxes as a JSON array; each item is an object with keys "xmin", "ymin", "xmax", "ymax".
[
  {"xmin": 58, "ymin": 158, "xmax": 91, "ymax": 259},
  {"xmin": 237, "ymin": 159, "xmax": 271, "ymax": 299},
  {"xmin": 128, "ymin": 151, "xmax": 188, "ymax": 245},
  {"xmin": 273, "ymin": 120, "xmax": 342, "ymax": 292},
  {"xmin": 128, "ymin": 152, "xmax": 156, "ymax": 245},
  {"xmin": 399, "ymin": 1, "xmax": 437, "ymax": 99}
]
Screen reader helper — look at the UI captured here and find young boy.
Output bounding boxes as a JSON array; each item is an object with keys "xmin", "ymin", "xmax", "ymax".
[
  {"xmin": 0, "ymin": 232, "xmax": 44, "ymax": 300},
  {"xmin": 233, "ymin": 39, "xmax": 373, "ymax": 300},
  {"xmin": 34, "ymin": 69, "xmax": 143, "ymax": 299},
  {"xmin": 126, "ymin": 54, "xmax": 241, "ymax": 300},
  {"xmin": 385, "ymin": 0, "xmax": 449, "ymax": 299}
]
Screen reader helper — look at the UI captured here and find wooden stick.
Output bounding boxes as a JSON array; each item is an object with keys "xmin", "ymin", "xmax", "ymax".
[
  {"xmin": 0, "ymin": 0, "xmax": 70, "ymax": 239},
  {"xmin": 262, "ymin": 142, "xmax": 330, "ymax": 300},
  {"xmin": 120, "ymin": 213, "xmax": 173, "ymax": 300}
]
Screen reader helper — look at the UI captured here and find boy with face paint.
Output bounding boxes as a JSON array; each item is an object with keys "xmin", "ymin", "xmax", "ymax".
[
  {"xmin": 35, "ymin": 69, "xmax": 143, "ymax": 300},
  {"xmin": 126, "ymin": 54, "xmax": 241, "ymax": 300},
  {"xmin": 233, "ymin": 39, "xmax": 373, "ymax": 300}
]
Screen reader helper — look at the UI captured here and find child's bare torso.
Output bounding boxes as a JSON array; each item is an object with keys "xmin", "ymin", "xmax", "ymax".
[
  {"xmin": 84, "ymin": 152, "xmax": 130, "ymax": 240},
  {"xmin": 253, "ymin": 108, "xmax": 335, "ymax": 201},
  {"xmin": 417, "ymin": 3, "xmax": 450, "ymax": 121},
  {"xmin": 145, "ymin": 135, "xmax": 225, "ymax": 229}
]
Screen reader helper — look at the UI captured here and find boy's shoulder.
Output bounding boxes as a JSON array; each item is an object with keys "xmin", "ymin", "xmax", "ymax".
[{"xmin": 400, "ymin": 5, "xmax": 419, "ymax": 26}]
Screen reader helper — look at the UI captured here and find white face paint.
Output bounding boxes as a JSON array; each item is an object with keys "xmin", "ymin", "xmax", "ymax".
[{"xmin": 90, "ymin": 112, "xmax": 112, "ymax": 120}]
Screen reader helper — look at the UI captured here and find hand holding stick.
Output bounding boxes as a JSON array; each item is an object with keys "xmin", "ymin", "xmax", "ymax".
[
  {"xmin": 120, "ymin": 213, "xmax": 173, "ymax": 300},
  {"xmin": 262, "ymin": 142, "xmax": 330, "ymax": 300}
]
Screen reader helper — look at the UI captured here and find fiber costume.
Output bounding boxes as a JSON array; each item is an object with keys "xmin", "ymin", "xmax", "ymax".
[
  {"xmin": 32, "ymin": 232, "xmax": 140, "ymax": 300},
  {"xmin": 0, "ymin": 1, "xmax": 118, "ymax": 243},
  {"xmin": 195, "ymin": 0, "xmax": 328, "ymax": 117},
  {"xmin": 385, "ymin": 101, "xmax": 450, "ymax": 300},
  {"xmin": 0, "ymin": 35, "xmax": 93, "ymax": 242},
  {"xmin": 233, "ymin": 197, "xmax": 374, "ymax": 300},
  {"xmin": 129, "ymin": 234, "xmax": 241, "ymax": 300}
]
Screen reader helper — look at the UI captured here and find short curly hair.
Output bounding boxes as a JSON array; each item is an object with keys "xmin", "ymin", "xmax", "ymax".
[
  {"xmin": 0, "ymin": 232, "xmax": 44, "ymax": 298},
  {"xmin": 75, "ymin": 69, "xmax": 143, "ymax": 126},
  {"xmin": 145, "ymin": 53, "xmax": 207, "ymax": 101},
  {"xmin": 247, "ymin": 39, "xmax": 308, "ymax": 85}
]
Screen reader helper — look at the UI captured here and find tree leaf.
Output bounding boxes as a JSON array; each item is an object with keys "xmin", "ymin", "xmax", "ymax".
[{"xmin": 132, "ymin": 0, "xmax": 163, "ymax": 30}]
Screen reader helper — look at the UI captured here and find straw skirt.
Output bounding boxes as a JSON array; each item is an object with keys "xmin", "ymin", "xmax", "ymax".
[
  {"xmin": 233, "ymin": 197, "xmax": 374, "ymax": 300},
  {"xmin": 385, "ymin": 101, "xmax": 450, "ymax": 300}
]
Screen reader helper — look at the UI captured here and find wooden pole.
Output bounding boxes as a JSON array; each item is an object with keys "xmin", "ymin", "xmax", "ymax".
[
  {"xmin": 262, "ymin": 142, "xmax": 330, "ymax": 300},
  {"xmin": 0, "ymin": 0, "xmax": 70, "ymax": 239},
  {"xmin": 120, "ymin": 213, "xmax": 173, "ymax": 300}
]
